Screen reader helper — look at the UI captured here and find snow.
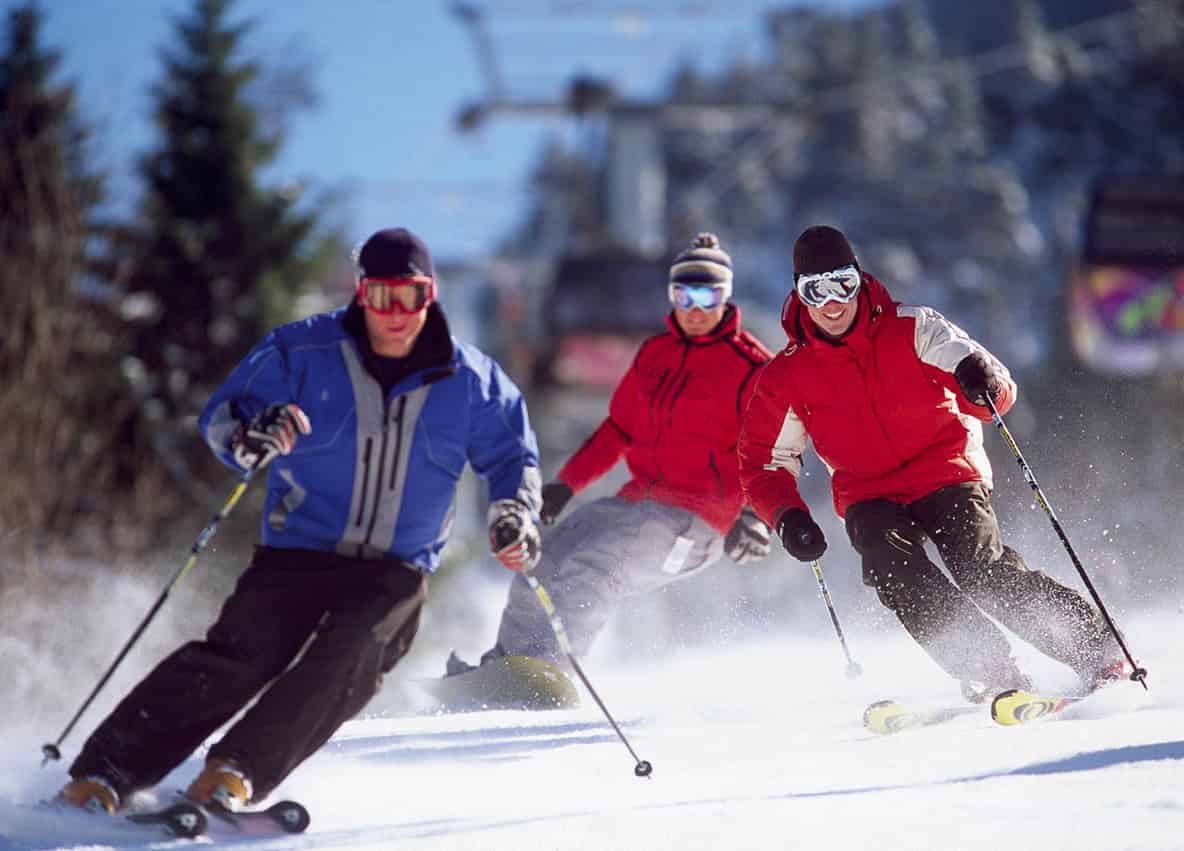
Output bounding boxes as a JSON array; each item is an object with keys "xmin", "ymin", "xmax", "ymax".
[{"xmin": 1, "ymin": 608, "xmax": 1181, "ymax": 850}]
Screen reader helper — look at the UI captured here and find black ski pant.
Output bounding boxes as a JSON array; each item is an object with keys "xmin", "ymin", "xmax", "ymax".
[
  {"xmin": 70, "ymin": 545, "xmax": 426, "ymax": 803},
  {"xmin": 844, "ymin": 482, "xmax": 1112, "ymax": 687}
]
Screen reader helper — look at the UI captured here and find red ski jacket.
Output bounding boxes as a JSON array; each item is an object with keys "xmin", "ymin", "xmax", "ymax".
[
  {"xmin": 558, "ymin": 305, "xmax": 772, "ymax": 534},
  {"xmin": 738, "ymin": 274, "xmax": 1017, "ymax": 526}
]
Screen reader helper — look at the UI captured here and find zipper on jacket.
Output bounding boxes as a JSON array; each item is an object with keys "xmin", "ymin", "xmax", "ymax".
[
  {"xmin": 667, "ymin": 372, "xmax": 691, "ymax": 427},
  {"xmin": 363, "ymin": 401, "xmax": 392, "ymax": 546},
  {"xmin": 648, "ymin": 367, "xmax": 671, "ymax": 428},
  {"xmin": 649, "ymin": 346, "xmax": 690, "ymax": 493},
  {"xmin": 848, "ymin": 345, "xmax": 900, "ymax": 465},
  {"xmin": 388, "ymin": 396, "xmax": 408, "ymax": 489},
  {"xmin": 355, "ymin": 438, "xmax": 373, "ymax": 527},
  {"xmin": 708, "ymin": 451, "xmax": 724, "ymax": 499}
]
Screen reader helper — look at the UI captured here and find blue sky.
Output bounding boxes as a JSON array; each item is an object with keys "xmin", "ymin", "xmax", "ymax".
[{"xmin": 29, "ymin": 0, "xmax": 874, "ymax": 262}]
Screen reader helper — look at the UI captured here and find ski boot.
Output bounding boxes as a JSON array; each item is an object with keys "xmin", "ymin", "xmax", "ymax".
[
  {"xmin": 961, "ymin": 672, "xmax": 1033, "ymax": 705},
  {"xmin": 185, "ymin": 757, "xmax": 252, "ymax": 811},
  {"xmin": 57, "ymin": 775, "xmax": 120, "ymax": 814},
  {"xmin": 1079, "ymin": 657, "xmax": 1133, "ymax": 693},
  {"xmin": 444, "ymin": 643, "xmax": 508, "ymax": 677},
  {"xmin": 445, "ymin": 650, "xmax": 477, "ymax": 677}
]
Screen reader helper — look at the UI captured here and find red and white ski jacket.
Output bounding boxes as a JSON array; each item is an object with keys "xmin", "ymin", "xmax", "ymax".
[
  {"xmin": 558, "ymin": 305, "xmax": 772, "ymax": 534},
  {"xmin": 738, "ymin": 274, "xmax": 1016, "ymax": 526}
]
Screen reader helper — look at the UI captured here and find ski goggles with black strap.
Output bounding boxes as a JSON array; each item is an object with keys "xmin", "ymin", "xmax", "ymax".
[
  {"xmin": 669, "ymin": 283, "xmax": 728, "ymax": 311},
  {"xmin": 795, "ymin": 264, "xmax": 861, "ymax": 308},
  {"xmin": 357, "ymin": 275, "xmax": 436, "ymax": 314}
]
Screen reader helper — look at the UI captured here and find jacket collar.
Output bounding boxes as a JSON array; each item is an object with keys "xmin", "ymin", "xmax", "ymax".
[
  {"xmin": 342, "ymin": 300, "xmax": 457, "ymax": 375},
  {"xmin": 664, "ymin": 303, "xmax": 743, "ymax": 345}
]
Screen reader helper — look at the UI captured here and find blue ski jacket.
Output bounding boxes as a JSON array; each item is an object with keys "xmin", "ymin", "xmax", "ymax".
[{"xmin": 199, "ymin": 303, "xmax": 540, "ymax": 572}]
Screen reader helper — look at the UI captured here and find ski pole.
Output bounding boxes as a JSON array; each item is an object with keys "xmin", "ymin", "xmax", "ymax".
[
  {"xmin": 523, "ymin": 572, "xmax": 653, "ymax": 778},
  {"xmin": 984, "ymin": 396, "xmax": 1147, "ymax": 690},
  {"xmin": 810, "ymin": 559, "xmax": 862, "ymax": 678},
  {"xmin": 41, "ymin": 451, "xmax": 276, "ymax": 765}
]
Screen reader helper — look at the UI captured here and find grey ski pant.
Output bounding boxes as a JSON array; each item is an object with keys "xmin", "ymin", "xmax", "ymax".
[
  {"xmin": 69, "ymin": 546, "xmax": 426, "ymax": 803},
  {"xmin": 496, "ymin": 497, "xmax": 724, "ymax": 660}
]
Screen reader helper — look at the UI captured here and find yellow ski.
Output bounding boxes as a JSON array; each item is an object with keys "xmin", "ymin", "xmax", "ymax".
[
  {"xmin": 990, "ymin": 689, "xmax": 1081, "ymax": 726},
  {"xmin": 863, "ymin": 699, "xmax": 981, "ymax": 734}
]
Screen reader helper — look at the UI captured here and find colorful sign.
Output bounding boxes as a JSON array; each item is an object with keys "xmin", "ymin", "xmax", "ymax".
[{"xmin": 1069, "ymin": 265, "xmax": 1184, "ymax": 376}]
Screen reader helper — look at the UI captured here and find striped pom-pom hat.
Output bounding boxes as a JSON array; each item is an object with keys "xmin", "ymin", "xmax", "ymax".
[{"xmin": 669, "ymin": 232, "xmax": 733, "ymax": 301}]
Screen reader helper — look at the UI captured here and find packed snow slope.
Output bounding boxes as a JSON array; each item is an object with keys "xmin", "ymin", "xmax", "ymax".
[{"xmin": 2, "ymin": 609, "xmax": 1181, "ymax": 850}]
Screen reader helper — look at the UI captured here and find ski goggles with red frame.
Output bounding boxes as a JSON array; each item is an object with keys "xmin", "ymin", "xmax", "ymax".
[
  {"xmin": 795, "ymin": 264, "xmax": 861, "ymax": 308},
  {"xmin": 357, "ymin": 275, "xmax": 436, "ymax": 314},
  {"xmin": 669, "ymin": 283, "xmax": 728, "ymax": 311}
]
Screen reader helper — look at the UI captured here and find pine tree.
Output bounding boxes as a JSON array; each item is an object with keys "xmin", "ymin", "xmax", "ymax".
[
  {"xmin": 0, "ymin": 3, "xmax": 100, "ymax": 258},
  {"xmin": 123, "ymin": 0, "xmax": 314, "ymax": 433},
  {"xmin": 0, "ymin": 3, "xmax": 140, "ymax": 554}
]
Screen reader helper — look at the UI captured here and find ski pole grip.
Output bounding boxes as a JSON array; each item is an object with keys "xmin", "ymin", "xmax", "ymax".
[{"xmin": 492, "ymin": 516, "xmax": 520, "ymax": 550}]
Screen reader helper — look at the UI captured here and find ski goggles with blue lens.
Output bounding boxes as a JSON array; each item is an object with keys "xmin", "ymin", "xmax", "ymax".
[
  {"xmin": 669, "ymin": 283, "xmax": 727, "ymax": 311},
  {"xmin": 795, "ymin": 264, "xmax": 861, "ymax": 308}
]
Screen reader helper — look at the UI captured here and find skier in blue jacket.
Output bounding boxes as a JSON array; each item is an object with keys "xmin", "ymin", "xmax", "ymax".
[{"xmin": 58, "ymin": 227, "xmax": 542, "ymax": 815}]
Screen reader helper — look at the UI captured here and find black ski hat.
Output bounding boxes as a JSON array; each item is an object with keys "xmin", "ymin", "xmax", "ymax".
[
  {"xmin": 793, "ymin": 225, "xmax": 858, "ymax": 277},
  {"xmin": 356, "ymin": 227, "xmax": 434, "ymax": 279}
]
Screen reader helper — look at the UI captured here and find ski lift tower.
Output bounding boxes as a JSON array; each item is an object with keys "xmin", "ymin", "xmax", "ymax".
[{"xmin": 450, "ymin": 1, "xmax": 665, "ymax": 258}]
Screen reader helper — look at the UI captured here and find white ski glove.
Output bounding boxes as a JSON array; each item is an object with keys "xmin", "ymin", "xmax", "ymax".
[
  {"xmin": 488, "ymin": 499, "xmax": 541, "ymax": 571},
  {"xmin": 230, "ymin": 403, "xmax": 311, "ymax": 469}
]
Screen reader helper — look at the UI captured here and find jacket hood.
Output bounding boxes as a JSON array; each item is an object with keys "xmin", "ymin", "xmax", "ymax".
[{"xmin": 779, "ymin": 272, "xmax": 893, "ymax": 347}]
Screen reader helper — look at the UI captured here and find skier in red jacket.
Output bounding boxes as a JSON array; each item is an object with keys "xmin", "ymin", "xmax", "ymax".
[
  {"xmin": 454, "ymin": 233, "xmax": 774, "ymax": 670},
  {"xmin": 739, "ymin": 225, "xmax": 1124, "ymax": 701}
]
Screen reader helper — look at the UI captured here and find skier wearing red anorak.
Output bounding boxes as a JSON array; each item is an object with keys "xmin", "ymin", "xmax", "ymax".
[
  {"xmin": 738, "ymin": 225, "xmax": 1123, "ymax": 702},
  {"xmin": 459, "ymin": 233, "xmax": 774, "ymax": 669}
]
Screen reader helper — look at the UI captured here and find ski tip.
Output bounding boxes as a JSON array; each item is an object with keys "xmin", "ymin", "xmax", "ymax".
[
  {"xmin": 990, "ymin": 688, "xmax": 1027, "ymax": 725},
  {"xmin": 991, "ymin": 688, "xmax": 1075, "ymax": 726},
  {"xmin": 863, "ymin": 700, "xmax": 908, "ymax": 734},
  {"xmin": 990, "ymin": 688, "xmax": 1023, "ymax": 723}
]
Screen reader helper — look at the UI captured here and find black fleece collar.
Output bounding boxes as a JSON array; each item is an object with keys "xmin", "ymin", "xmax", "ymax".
[{"xmin": 342, "ymin": 301, "xmax": 455, "ymax": 393}]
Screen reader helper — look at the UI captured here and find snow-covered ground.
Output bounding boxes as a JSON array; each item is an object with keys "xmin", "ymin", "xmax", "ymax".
[{"xmin": 1, "ymin": 607, "xmax": 1181, "ymax": 850}]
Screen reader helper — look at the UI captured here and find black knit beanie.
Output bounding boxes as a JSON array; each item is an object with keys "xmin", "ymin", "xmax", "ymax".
[
  {"xmin": 793, "ymin": 225, "xmax": 858, "ymax": 277},
  {"xmin": 356, "ymin": 228, "xmax": 434, "ymax": 279}
]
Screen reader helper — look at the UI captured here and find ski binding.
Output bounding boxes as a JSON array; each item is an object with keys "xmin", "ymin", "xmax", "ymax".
[{"xmin": 126, "ymin": 800, "xmax": 208, "ymax": 838}]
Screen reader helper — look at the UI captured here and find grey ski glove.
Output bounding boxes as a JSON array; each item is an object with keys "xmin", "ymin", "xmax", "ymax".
[{"xmin": 725, "ymin": 508, "xmax": 772, "ymax": 565}]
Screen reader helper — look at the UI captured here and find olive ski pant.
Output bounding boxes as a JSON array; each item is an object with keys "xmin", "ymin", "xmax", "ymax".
[
  {"xmin": 845, "ymin": 482, "xmax": 1115, "ymax": 688},
  {"xmin": 69, "ymin": 545, "xmax": 426, "ymax": 803}
]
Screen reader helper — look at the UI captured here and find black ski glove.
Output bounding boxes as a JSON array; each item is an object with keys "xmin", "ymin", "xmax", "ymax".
[
  {"xmin": 230, "ymin": 403, "xmax": 311, "ymax": 469},
  {"xmin": 777, "ymin": 508, "xmax": 827, "ymax": 562},
  {"xmin": 539, "ymin": 481, "xmax": 574, "ymax": 526},
  {"xmin": 725, "ymin": 508, "xmax": 772, "ymax": 565},
  {"xmin": 954, "ymin": 352, "xmax": 1001, "ymax": 406}
]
